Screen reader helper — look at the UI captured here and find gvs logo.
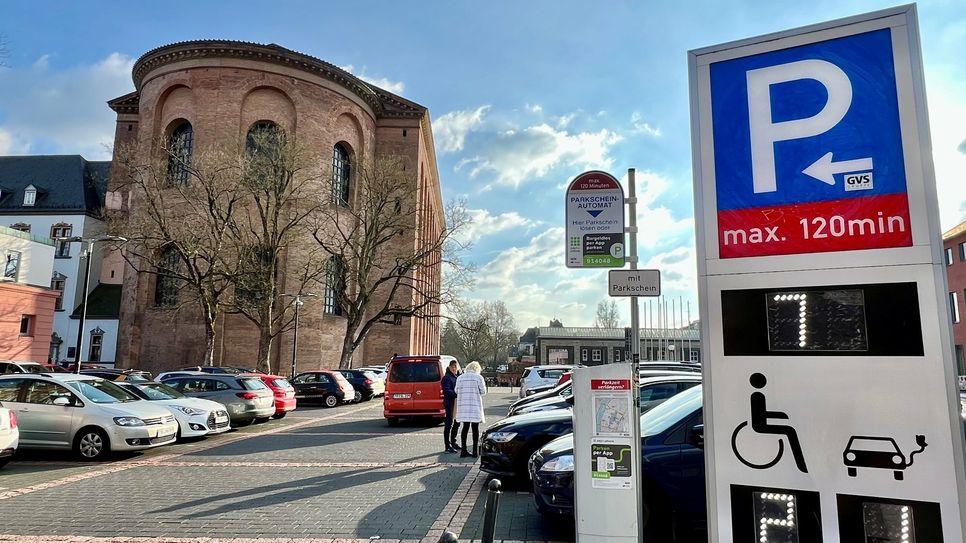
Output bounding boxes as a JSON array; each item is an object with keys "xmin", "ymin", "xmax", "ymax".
[{"xmin": 844, "ymin": 172, "xmax": 873, "ymax": 192}]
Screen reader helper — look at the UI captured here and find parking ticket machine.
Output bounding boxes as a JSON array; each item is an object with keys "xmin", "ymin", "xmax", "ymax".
[{"xmin": 689, "ymin": 6, "xmax": 966, "ymax": 542}]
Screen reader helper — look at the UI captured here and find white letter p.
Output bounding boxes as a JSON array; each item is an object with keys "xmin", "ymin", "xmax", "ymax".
[{"xmin": 747, "ymin": 59, "xmax": 852, "ymax": 194}]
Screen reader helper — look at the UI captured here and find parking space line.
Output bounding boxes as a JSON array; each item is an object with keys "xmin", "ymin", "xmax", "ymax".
[
  {"xmin": 0, "ymin": 404, "xmax": 376, "ymax": 502},
  {"xmin": 137, "ymin": 460, "xmax": 470, "ymax": 468}
]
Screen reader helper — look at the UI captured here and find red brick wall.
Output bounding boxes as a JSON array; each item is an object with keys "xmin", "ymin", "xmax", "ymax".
[
  {"xmin": 944, "ymin": 227, "xmax": 966, "ymax": 373},
  {"xmin": 0, "ymin": 283, "xmax": 58, "ymax": 362}
]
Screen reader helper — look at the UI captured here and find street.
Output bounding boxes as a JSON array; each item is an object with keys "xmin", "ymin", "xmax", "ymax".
[{"xmin": 0, "ymin": 388, "xmax": 573, "ymax": 543}]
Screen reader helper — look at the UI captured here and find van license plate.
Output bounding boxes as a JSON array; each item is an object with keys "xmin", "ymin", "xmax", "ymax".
[{"xmin": 393, "ymin": 393, "xmax": 412, "ymax": 399}]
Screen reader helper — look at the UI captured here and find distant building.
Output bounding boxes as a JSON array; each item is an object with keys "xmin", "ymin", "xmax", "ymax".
[
  {"xmin": 107, "ymin": 40, "xmax": 444, "ymax": 373},
  {"xmin": 943, "ymin": 220, "xmax": 966, "ymax": 374},
  {"xmin": 0, "ymin": 156, "xmax": 122, "ymax": 364},
  {"xmin": 526, "ymin": 325, "xmax": 701, "ymax": 366},
  {"xmin": 0, "ymin": 225, "xmax": 58, "ymax": 361}
]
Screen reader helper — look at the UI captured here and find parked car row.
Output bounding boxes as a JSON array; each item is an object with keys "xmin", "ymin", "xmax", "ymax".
[{"xmin": 479, "ymin": 364, "xmax": 706, "ymax": 538}]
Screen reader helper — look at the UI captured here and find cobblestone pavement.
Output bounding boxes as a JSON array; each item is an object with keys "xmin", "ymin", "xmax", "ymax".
[{"xmin": 0, "ymin": 387, "xmax": 575, "ymax": 543}]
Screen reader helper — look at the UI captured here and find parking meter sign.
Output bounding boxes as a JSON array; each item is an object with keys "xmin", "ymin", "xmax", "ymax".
[{"xmin": 565, "ymin": 171, "xmax": 625, "ymax": 268}]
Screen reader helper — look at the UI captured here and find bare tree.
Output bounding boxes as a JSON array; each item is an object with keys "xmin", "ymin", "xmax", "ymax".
[
  {"xmin": 109, "ymin": 140, "xmax": 248, "ymax": 366},
  {"xmin": 594, "ymin": 299, "xmax": 620, "ymax": 328},
  {"xmin": 313, "ymin": 156, "xmax": 472, "ymax": 369},
  {"xmin": 227, "ymin": 126, "xmax": 326, "ymax": 373},
  {"xmin": 439, "ymin": 300, "xmax": 517, "ymax": 370},
  {"xmin": 483, "ymin": 300, "xmax": 518, "ymax": 370}
]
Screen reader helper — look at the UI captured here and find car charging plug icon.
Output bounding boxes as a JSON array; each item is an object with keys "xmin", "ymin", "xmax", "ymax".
[{"xmin": 843, "ymin": 434, "xmax": 927, "ymax": 481}]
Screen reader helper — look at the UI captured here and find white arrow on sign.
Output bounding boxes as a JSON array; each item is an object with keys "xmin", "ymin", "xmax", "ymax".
[{"xmin": 802, "ymin": 152, "xmax": 873, "ymax": 186}]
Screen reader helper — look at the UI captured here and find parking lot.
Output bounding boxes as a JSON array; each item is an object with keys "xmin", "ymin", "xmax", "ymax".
[{"xmin": 0, "ymin": 388, "xmax": 573, "ymax": 543}]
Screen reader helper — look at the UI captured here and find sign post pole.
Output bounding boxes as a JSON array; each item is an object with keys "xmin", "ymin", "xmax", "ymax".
[{"xmin": 627, "ymin": 168, "xmax": 643, "ymax": 542}]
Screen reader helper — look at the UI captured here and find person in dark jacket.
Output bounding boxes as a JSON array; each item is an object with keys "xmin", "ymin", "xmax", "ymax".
[{"xmin": 442, "ymin": 359, "xmax": 461, "ymax": 453}]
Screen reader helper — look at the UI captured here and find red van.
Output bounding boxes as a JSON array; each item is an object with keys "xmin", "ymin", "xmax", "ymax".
[{"xmin": 383, "ymin": 355, "xmax": 457, "ymax": 426}]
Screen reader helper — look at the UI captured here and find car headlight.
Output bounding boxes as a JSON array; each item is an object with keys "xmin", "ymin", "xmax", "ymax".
[
  {"xmin": 487, "ymin": 431, "xmax": 517, "ymax": 443},
  {"xmin": 540, "ymin": 454, "xmax": 574, "ymax": 472},
  {"xmin": 113, "ymin": 417, "xmax": 145, "ymax": 427},
  {"xmin": 175, "ymin": 406, "xmax": 205, "ymax": 416}
]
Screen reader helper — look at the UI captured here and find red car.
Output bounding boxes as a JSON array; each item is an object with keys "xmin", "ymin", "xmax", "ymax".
[{"xmin": 257, "ymin": 374, "xmax": 297, "ymax": 419}]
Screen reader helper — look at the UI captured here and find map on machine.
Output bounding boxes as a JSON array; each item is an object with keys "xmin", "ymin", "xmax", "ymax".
[{"xmin": 594, "ymin": 396, "xmax": 631, "ymax": 437}]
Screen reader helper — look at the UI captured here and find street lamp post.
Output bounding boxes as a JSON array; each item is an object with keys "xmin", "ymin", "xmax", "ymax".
[
  {"xmin": 280, "ymin": 293, "xmax": 316, "ymax": 378},
  {"xmin": 60, "ymin": 235, "xmax": 127, "ymax": 373}
]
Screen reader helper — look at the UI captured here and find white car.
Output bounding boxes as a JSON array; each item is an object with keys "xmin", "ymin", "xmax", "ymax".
[
  {"xmin": 0, "ymin": 374, "xmax": 179, "ymax": 460},
  {"xmin": 519, "ymin": 365, "xmax": 573, "ymax": 398},
  {"xmin": 116, "ymin": 381, "xmax": 231, "ymax": 438},
  {"xmin": 358, "ymin": 366, "xmax": 387, "ymax": 380},
  {"xmin": 0, "ymin": 403, "xmax": 18, "ymax": 469}
]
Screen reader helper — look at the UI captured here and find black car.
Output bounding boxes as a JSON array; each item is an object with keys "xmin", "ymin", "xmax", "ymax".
[
  {"xmin": 529, "ymin": 386, "xmax": 706, "ymax": 539},
  {"xmin": 514, "ymin": 375, "xmax": 702, "ymax": 416},
  {"xmin": 480, "ymin": 409, "xmax": 574, "ymax": 479},
  {"xmin": 507, "ymin": 382, "xmax": 572, "ymax": 415},
  {"xmin": 178, "ymin": 366, "xmax": 253, "ymax": 374},
  {"xmin": 336, "ymin": 369, "xmax": 385, "ymax": 402},
  {"xmin": 291, "ymin": 371, "xmax": 353, "ymax": 407}
]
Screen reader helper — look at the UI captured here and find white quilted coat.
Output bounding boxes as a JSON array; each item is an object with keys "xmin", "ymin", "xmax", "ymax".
[{"xmin": 454, "ymin": 372, "xmax": 487, "ymax": 423}]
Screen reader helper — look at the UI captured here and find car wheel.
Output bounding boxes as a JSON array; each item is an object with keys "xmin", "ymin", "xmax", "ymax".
[
  {"xmin": 272, "ymin": 412, "xmax": 287, "ymax": 419},
  {"xmin": 352, "ymin": 390, "xmax": 362, "ymax": 403},
  {"xmin": 75, "ymin": 428, "xmax": 110, "ymax": 461},
  {"xmin": 363, "ymin": 394, "xmax": 374, "ymax": 402},
  {"xmin": 387, "ymin": 417, "xmax": 399, "ymax": 427},
  {"xmin": 324, "ymin": 394, "xmax": 339, "ymax": 408}
]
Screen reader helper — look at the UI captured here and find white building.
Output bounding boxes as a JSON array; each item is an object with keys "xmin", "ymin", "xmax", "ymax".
[{"xmin": 0, "ymin": 155, "xmax": 122, "ymax": 365}]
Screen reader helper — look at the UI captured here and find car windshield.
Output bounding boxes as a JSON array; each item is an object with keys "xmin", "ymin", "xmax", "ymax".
[
  {"xmin": 640, "ymin": 385, "xmax": 702, "ymax": 437},
  {"xmin": 22, "ymin": 364, "xmax": 45, "ymax": 373},
  {"xmin": 136, "ymin": 382, "xmax": 185, "ymax": 400},
  {"xmin": 271, "ymin": 378, "xmax": 292, "ymax": 389},
  {"xmin": 240, "ymin": 378, "xmax": 268, "ymax": 390},
  {"xmin": 69, "ymin": 379, "xmax": 140, "ymax": 403}
]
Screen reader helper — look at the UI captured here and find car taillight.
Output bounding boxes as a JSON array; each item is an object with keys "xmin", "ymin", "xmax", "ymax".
[
  {"xmin": 236, "ymin": 392, "xmax": 259, "ymax": 400},
  {"xmin": 364, "ymin": 378, "xmax": 373, "ymax": 385},
  {"xmin": 9, "ymin": 411, "xmax": 17, "ymax": 429}
]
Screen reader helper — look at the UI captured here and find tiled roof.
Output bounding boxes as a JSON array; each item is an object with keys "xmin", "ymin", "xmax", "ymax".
[
  {"xmin": 536, "ymin": 326, "xmax": 700, "ymax": 340},
  {"xmin": 0, "ymin": 155, "xmax": 110, "ymax": 214}
]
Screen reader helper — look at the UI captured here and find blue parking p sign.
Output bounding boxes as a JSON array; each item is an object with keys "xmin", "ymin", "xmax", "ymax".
[{"xmin": 707, "ymin": 27, "xmax": 913, "ymax": 258}]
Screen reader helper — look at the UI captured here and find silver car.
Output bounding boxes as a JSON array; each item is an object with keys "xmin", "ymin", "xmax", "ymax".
[
  {"xmin": 161, "ymin": 373, "xmax": 274, "ymax": 426},
  {"xmin": 0, "ymin": 374, "xmax": 179, "ymax": 460}
]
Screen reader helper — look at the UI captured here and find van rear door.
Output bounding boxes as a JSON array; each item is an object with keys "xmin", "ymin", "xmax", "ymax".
[
  {"xmin": 385, "ymin": 362, "xmax": 415, "ymax": 411},
  {"xmin": 410, "ymin": 360, "xmax": 443, "ymax": 415}
]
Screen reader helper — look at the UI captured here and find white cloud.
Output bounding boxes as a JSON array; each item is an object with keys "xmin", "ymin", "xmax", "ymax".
[
  {"xmin": 457, "ymin": 123, "xmax": 623, "ymax": 189},
  {"xmin": 434, "ymin": 105, "xmax": 490, "ymax": 154},
  {"xmin": 457, "ymin": 208, "xmax": 540, "ymax": 244},
  {"xmin": 338, "ymin": 64, "xmax": 405, "ymax": 94},
  {"xmin": 555, "ymin": 112, "xmax": 576, "ymax": 128},
  {"xmin": 0, "ymin": 52, "xmax": 134, "ymax": 160},
  {"xmin": 927, "ymin": 88, "xmax": 966, "ymax": 229},
  {"xmin": 630, "ymin": 112, "xmax": 662, "ymax": 137},
  {"xmin": 525, "ymin": 103, "xmax": 543, "ymax": 114}
]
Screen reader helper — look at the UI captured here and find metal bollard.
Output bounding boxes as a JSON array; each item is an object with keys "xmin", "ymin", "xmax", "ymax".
[
  {"xmin": 481, "ymin": 478, "xmax": 503, "ymax": 543},
  {"xmin": 436, "ymin": 530, "xmax": 458, "ymax": 543}
]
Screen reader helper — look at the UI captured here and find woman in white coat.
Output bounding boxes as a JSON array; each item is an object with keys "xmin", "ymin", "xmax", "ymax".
[{"xmin": 455, "ymin": 361, "xmax": 487, "ymax": 457}]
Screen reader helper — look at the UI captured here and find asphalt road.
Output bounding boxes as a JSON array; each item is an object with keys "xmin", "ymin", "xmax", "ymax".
[{"xmin": 0, "ymin": 387, "xmax": 574, "ymax": 543}]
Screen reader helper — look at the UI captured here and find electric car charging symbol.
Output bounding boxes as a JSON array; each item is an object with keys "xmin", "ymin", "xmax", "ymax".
[{"xmin": 843, "ymin": 434, "xmax": 928, "ymax": 480}]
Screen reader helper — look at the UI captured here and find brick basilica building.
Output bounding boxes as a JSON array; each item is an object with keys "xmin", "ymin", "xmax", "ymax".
[{"xmin": 107, "ymin": 40, "xmax": 443, "ymax": 373}]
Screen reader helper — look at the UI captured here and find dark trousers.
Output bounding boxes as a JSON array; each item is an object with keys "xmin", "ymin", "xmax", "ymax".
[
  {"xmin": 444, "ymin": 402, "xmax": 459, "ymax": 448},
  {"xmin": 461, "ymin": 422, "xmax": 480, "ymax": 452}
]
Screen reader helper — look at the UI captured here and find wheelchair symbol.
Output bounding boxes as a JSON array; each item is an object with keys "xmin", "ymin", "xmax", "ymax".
[{"xmin": 730, "ymin": 373, "xmax": 808, "ymax": 473}]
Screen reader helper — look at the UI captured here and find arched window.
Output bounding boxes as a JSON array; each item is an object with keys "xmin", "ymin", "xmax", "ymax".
[
  {"xmin": 246, "ymin": 121, "xmax": 284, "ymax": 159},
  {"xmin": 324, "ymin": 256, "xmax": 345, "ymax": 316},
  {"xmin": 167, "ymin": 122, "xmax": 193, "ymax": 186},
  {"xmin": 331, "ymin": 144, "xmax": 350, "ymax": 206},
  {"xmin": 154, "ymin": 246, "xmax": 181, "ymax": 307}
]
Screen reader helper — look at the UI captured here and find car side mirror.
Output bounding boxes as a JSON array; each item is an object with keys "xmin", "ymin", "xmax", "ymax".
[
  {"xmin": 689, "ymin": 424, "xmax": 704, "ymax": 448},
  {"xmin": 52, "ymin": 396, "xmax": 71, "ymax": 407}
]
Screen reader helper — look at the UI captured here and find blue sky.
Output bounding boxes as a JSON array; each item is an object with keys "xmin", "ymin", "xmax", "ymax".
[{"xmin": 2, "ymin": 1, "xmax": 964, "ymax": 330}]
